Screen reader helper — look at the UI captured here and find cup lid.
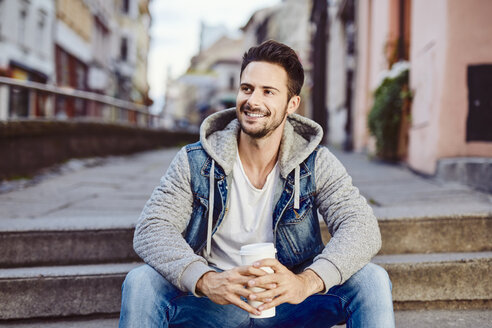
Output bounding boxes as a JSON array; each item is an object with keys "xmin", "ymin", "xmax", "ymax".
[{"xmin": 239, "ymin": 243, "xmax": 277, "ymax": 256}]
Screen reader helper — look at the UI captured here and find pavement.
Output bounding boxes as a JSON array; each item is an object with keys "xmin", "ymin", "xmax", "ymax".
[
  {"xmin": 0, "ymin": 149, "xmax": 177, "ymax": 231},
  {"xmin": 1, "ymin": 146, "xmax": 491, "ymax": 232}
]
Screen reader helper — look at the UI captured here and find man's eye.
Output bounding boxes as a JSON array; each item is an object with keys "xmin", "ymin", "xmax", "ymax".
[
  {"xmin": 265, "ymin": 90, "xmax": 273, "ymax": 95},
  {"xmin": 241, "ymin": 87, "xmax": 251, "ymax": 92}
]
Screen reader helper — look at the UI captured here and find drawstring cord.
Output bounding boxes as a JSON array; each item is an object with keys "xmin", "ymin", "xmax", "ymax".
[
  {"xmin": 294, "ymin": 165, "xmax": 300, "ymax": 209},
  {"xmin": 206, "ymin": 159, "xmax": 215, "ymax": 256}
]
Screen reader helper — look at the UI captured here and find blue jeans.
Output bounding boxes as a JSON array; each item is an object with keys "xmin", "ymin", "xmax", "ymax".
[{"xmin": 119, "ymin": 263, "xmax": 394, "ymax": 328}]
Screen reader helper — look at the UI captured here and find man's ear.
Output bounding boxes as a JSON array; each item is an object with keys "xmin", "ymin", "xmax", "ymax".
[{"xmin": 287, "ymin": 95, "xmax": 301, "ymax": 115}]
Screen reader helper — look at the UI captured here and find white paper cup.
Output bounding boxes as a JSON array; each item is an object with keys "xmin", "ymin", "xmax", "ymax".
[{"xmin": 239, "ymin": 243, "xmax": 277, "ymax": 319}]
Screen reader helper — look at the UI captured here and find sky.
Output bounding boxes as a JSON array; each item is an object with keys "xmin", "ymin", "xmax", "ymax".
[{"xmin": 147, "ymin": 0, "xmax": 281, "ymax": 113}]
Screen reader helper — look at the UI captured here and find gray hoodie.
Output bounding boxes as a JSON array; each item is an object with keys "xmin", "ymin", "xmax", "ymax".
[{"xmin": 134, "ymin": 108, "xmax": 381, "ymax": 296}]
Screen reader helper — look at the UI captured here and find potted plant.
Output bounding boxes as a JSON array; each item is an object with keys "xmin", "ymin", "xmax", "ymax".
[{"xmin": 368, "ymin": 61, "xmax": 412, "ymax": 162}]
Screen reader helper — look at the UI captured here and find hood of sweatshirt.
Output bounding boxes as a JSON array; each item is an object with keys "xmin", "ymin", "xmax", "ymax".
[{"xmin": 199, "ymin": 108, "xmax": 324, "ymax": 179}]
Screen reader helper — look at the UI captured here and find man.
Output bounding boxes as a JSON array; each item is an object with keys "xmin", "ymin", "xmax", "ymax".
[{"xmin": 119, "ymin": 40, "xmax": 394, "ymax": 328}]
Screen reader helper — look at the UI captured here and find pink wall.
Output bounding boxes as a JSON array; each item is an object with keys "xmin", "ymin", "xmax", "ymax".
[
  {"xmin": 408, "ymin": 0, "xmax": 492, "ymax": 174},
  {"xmin": 354, "ymin": 0, "xmax": 392, "ymax": 152},
  {"xmin": 407, "ymin": 0, "xmax": 448, "ymax": 174},
  {"xmin": 353, "ymin": 0, "xmax": 372, "ymax": 151},
  {"xmin": 438, "ymin": 0, "xmax": 492, "ymax": 159}
]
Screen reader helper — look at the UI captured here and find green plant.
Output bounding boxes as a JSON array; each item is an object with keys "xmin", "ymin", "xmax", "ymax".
[{"xmin": 368, "ymin": 68, "xmax": 410, "ymax": 162}]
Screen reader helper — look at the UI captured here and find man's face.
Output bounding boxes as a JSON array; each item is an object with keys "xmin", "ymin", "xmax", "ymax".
[{"xmin": 236, "ymin": 61, "xmax": 297, "ymax": 139}]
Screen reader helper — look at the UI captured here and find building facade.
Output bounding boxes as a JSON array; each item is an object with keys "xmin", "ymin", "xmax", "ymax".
[
  {"xmin": 164, "ymin": 35, "xmax": 243, "ymax": 129},
  {"xmin": 113, "ymin": 0, "xmax": 151, "ymax": 106},
  {"xmin": 0, "ymin": 0, "xmax": 56, "ymax": 119},
  {"xmin": 242, "ymin": 0, "xmax": 313, "ymax": 119},
  {"xmin": 314, "ymin": 0, "xmax": 492, "ymax": 189},
  {"xmin": 0, "ymin": 0, "xmax": 152, "ymax": 121}
]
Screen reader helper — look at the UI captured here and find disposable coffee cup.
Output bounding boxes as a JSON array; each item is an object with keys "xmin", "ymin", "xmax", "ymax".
[{"xmin": 239, "ymin": 243, "xmax": 277, "ymax": 319}]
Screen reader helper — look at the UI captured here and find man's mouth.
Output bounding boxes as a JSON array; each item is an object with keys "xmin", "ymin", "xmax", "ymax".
[{"xmin": 244, "ymin": 111, "xmax": 266, "ymax": 118}]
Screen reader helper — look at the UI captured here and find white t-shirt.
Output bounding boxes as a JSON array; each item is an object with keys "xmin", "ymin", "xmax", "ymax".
[{"xmin": 202, "ymin": 151, "xmax": 279, "ymax": 270}]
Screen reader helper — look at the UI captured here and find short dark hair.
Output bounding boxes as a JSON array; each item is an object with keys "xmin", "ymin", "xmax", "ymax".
[{"xmin": 240, "ymin": 40, "xmax": 304, "ymax": 100}]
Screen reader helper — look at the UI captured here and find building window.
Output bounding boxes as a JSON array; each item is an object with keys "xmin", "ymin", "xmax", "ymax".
[
  {"xmin": 122, "ymin": 0, "xmax": 130, "ymax": 14},
  {"xmin": 120, "ymin": 37, "xmax": 128, "ymax": 62},
  {"xmin": 75, "ymin": 62, "xmax": 86, "ymax": 90},
  {"xmin": 18, "ymin": 6, "xmax": 28, "ymax": 46},
  {"xmin": 37, "ymin": 9, "xmax": 47, "ymax": 53}
]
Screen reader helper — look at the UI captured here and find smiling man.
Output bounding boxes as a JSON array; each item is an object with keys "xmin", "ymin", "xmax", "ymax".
[{"xmin": 119, "ymin": 40, "xmax": 395, "ymax": 328}]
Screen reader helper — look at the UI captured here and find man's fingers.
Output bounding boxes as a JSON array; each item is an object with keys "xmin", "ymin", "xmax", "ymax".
[
  {"xmin": 224, "ymin": 269, "xmax": 258, "ymax": 285},
  {"xmin": 248, "ymin": 287, "xmax": 280, "ymax": 302},
  {"xmin": 237, "ymin": 265, "xmax": 268, "ymax": 277},
  {"xmin": 248, "ymin": 274, "xmax": 277, "ymax": 288},
  {"xmin": 235, "ymin": 285, "xmax": 254, "ymax": 299},
  {"xmin": 227, "ymin": 294, "xmax": 261, "ymax": 316},
  {"xmin": 253, "ymin": 258, "xmax": 284, "ymax": 272},
  {"xmin": 258, "ymin": 295, "xmax": 287, "ymax": 312}
]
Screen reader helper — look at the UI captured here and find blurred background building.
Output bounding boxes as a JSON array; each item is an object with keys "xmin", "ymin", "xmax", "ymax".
[
  {"xmin": 348, "ymin": 0, "xmax": 492, "ymax": 189},
  {"xmin": 162, "ymin": 0, "xmax": 312, "ymax": 130},
  {"xmin": 0, "ymin": 0, "xmax": 152, "ymax": 123},
  {"xmin": 161, "ymin": 0, "xmax": 491, "ymax": 189},
  {"xmin": 0, "ymin": 0, "xmax": 490, "ymax": 188}
]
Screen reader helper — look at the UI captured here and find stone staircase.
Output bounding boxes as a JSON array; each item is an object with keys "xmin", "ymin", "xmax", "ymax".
[
  {"xmin": 0, "ymin": 214, "xmax": 490, "ymax": 326},
  {"xmin": 324, "ymin": 214, "xmax": 492, "ymax": 311},
  {"xmin": 0, "ymin": 226, "xmax": 141, "ymax": 324}
]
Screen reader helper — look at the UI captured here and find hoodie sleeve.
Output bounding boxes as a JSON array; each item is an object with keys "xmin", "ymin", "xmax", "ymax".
[
  {"xmin": 133, "ymin": 147, "xmax": 214, "ymax": 295},
  {"xmin": 307, "ymin": 146, "xmax": 381, "ymax": 291}
]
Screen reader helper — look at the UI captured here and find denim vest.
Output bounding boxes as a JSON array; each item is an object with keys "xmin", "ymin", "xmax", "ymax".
[{"xmin": 183, "ymin": 142, "xmax": 324, "ymax": 273}]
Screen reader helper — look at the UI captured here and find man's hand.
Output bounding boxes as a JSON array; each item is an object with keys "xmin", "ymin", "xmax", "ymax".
[
  {"xmin": 195, "ymin": 266, "xmax": 269, "ymax": 316},
  {"xmin": 246, "ymin": 258, "xmax": 325, "ymax": 312}
]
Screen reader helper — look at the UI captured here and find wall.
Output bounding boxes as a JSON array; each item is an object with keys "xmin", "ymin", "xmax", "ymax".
[
  {"xmin": 438, "ymin": 0, "xmax": 492, "ymax": 158},
  {"xmin": 354, "ymin": 0, "xmax": 392, "ymax": 151},
  {"xmin": 353, "ymin": 0, "xmax": 371, "ymax": 151},
  {"xmin": 0, "ymin": 121, "xmax": 198, "ymax": 180},
  {"xmin": 326, "ymin": 0, "xmax": 348, "ymax": 147},
  {"xmin": 57, "ymin": 0, "xmax": 92, "ymax": 42},
  {"xmin": 407, "ymin": 0, "xmax": 448, "ymax": 174},
  {"xmin": 408, "ymin": 0, "xmax": 492, "ymax": 174},
  {"xmin": 0, "ymin": 0, "xmax": 55, "ymax": 78}
]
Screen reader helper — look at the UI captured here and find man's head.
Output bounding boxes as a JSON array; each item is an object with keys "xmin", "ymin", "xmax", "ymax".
[
  {"xmin": 236, "ymin": 40, "xmax": 304, "ymax": 140},
  {"xmin": 240, "ymin": 40, "xmax": 304, "ymax": 100}
]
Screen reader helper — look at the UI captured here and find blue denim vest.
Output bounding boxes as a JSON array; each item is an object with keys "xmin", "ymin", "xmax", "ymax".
[{"xmin": 183, "ymin": 142, "xmax": 324, "ymax": 273}]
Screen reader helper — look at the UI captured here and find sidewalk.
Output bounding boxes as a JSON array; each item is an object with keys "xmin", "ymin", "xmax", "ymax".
[
  {"xmin": 331, "ymin": 149, "xmax": 492, "ymax": 219},
  {"xmin": 1, "ymin": 147, "xmax": 490, "ymax": 232},
  {"xmin": 0, "ymin": 149, "xmax": 178, "ymax": 231}
]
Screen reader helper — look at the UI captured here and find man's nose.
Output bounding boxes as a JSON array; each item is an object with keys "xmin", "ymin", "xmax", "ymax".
[{"xmin": 247, "ymin": 89, "xmax": 262, "ymax": 107}]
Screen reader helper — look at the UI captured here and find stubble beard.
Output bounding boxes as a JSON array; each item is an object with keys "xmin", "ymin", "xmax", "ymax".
[{"xmin": 238, "ymin": 103, "xmax": 288, "ymax": 139}]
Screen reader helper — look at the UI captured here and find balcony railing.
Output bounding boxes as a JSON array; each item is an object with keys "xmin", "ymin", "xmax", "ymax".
[{"xmin": 0, "ymin": 77, "xmax": 161, "ymax": 128}]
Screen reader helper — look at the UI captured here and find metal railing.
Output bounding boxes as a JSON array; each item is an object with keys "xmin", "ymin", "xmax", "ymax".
[{"xmin": 0, "ymin": 76, "xmax": 162, "ymax": 128}]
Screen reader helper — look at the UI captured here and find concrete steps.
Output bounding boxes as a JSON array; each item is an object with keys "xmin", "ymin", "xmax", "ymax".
[
  {"xmin": 0, "ymin": 214, "xmax": 490, "ymax": 322},
  {"xmin": 0, "ymin": 229, "xmax": 138, "ymax": 268},
  {"xmin": 374, "ymin": 252, "xmax": 492, "ymax": 310},
  {"xmin": 321, "ymin": 214, "xmax": 492, "ymax": 313},
  {"xmin": 2, "ymin": 214, "xmax": 490, "ymax": 268},
  {"xmin": 321, "ymin": 214, "xmax": 492, "ymax": 254},
  {"xmin": 0, "ymin": 263, "xmax": 141, "ymax": 320}
]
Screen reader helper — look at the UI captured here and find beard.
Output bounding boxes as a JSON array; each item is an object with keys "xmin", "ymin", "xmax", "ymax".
[{"xmin": 238, "ymin": 102, "xmax": 288, "ymax": 139}]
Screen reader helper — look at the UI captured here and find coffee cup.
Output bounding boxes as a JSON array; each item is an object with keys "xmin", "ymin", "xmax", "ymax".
[{"xmin": 239, "ymin": 242, "xmax": 277, "ymax": 319}]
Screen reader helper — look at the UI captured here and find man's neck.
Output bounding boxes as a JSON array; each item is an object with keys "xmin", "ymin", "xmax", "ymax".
[{"xmin": 237, "ymin": 128, "xmax": 283, "ymax": 189}]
